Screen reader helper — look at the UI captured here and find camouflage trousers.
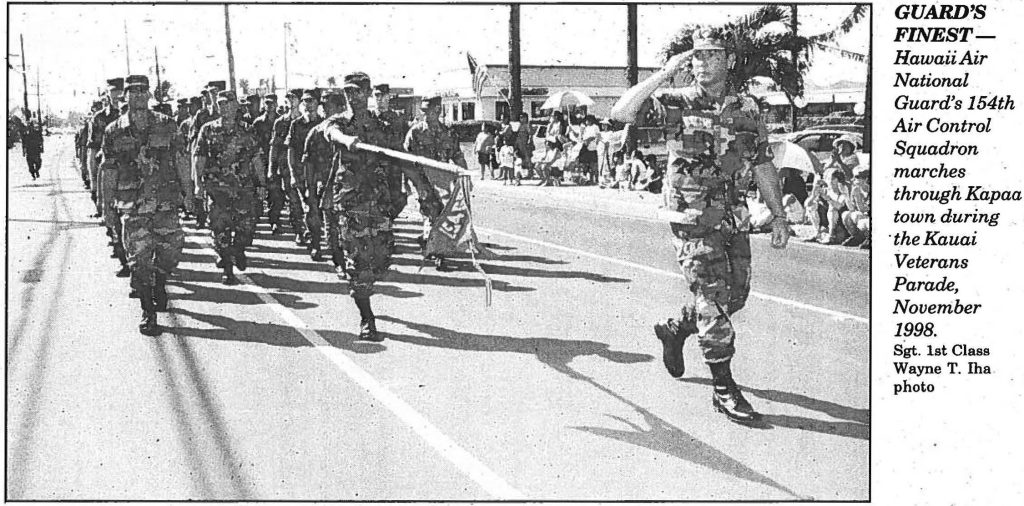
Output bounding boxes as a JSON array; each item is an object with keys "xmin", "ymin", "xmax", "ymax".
[
  {"xmin": 121, "ymin": 210, "xmax": 184, "ymax": 290},
  {"xmin": 306, "ymin": 187, "xmax": 337, "ymax": 252},
  {"xmin": 266, "ymin": 174, "xmax": 305, "ymax": 233},
  {"xmin": 671, "ymin": 227, "xmax": 752, "ymax": 364},
  {"xmin": 334, "ymin": 210, "xmax": 395, "ymax": 298},
  {"xmin": 208, "ymin": 188, "xmax": 258, "ymax": 261}
]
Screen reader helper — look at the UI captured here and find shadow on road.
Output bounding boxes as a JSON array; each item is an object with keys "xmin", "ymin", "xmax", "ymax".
[
  {"xmin": 569, "ymin": 372, "xmax": 807, "ymax": 500},
  {"xmin": 679, "ymin": 378, "xmax": 869, "ymax": 440},
  {"xmin": 167, "ymin": 307, "xmax": 385, "ymax": 354}
]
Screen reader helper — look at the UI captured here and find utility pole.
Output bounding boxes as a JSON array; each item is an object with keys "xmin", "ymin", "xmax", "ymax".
[
  {"xmin": 789, "ymin": 4, "xmax": 799, "ymax": 132},
  {"xmin": 36, "ymin": 65, "xmax": 42, "ymax": 125},
  {"xmin": 508, "ymin": 4, "xmax": 522, "ymax": 119},
  {"xmin": 20, "ymin": 34, "xmax": 30, "ymax": 119},
  {"xmin": 124, "ymin": 20, "xmax": 131, "ymax": 74},
  {"xmin": 154, "ymin": 46, "xmax": 162, "ymax": 102},
  {"xmin": 283, "ymin": 22, "xmax": 290, "ymax": 92},
  {"xmin": 225, "ymin": 5, "xmax": 237, "ymax": 93},
  {"xmin": 625, "ymin": 4, "xmax": 638, "ymax": 87}
]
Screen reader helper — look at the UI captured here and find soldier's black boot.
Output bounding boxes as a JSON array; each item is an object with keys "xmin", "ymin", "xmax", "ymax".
[
  {"xmin": 235, "ymin": 250, "xmax": 248, "ymax": 271},
  {"xmin": 138, "ymin": 286, "xmax": 161, "ymax": 336},
  {"xmin": 195, "ymin": 204, "xmax": 207, "ymax": 229},
  {"xmin": 709, "ymin": 361, "xmax": 761, "ymax": 424},
  {"xmin": 222, "ymin": 263, "xmax": 238, "ymax": 285},
  {"xmin": 354, "ymin": 297, "xmax": 382, "ymax": 342},
  {"xmin": 154, "ymin": 273, "xmax": 169, "ymax": 312},
  {"xmin": 653, "ymin": 317, "xmax": 693, "ymax": 378},
  {"xmin": 114, "ymin": 246, "xmax": 131, "ymax": 278},
  {"xmin": 294, "ymin": 232, "xmax": 307, "ymax": 246},
  {"xmin": 332, "ymin": 250, "xmax": 348, "ymax": 280},
  {"xmin": 309, "ymin": 237, "xmax": 323, "ymax": 261}
]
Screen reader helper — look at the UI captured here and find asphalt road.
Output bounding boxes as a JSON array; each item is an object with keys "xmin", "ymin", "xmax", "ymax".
[{"xmin": 6, "ymin": 135, "xmax": 869, "ymax": 500}]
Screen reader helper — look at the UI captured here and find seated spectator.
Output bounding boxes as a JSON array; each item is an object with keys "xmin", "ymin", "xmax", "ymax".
[
  {"xmin": 842, "ymin": 167, "xmax": 871, "ymax": 248},
  {"xmin": 635, "ymin": 155, "xmax": 663, "ymax": 193},
  {"xmin": 828, "ymin": 136, "xmax": 860, "ymax": 181},
  {"xmin": 804, "ymin": 168, "xmax": 851, "ymax": 244}
]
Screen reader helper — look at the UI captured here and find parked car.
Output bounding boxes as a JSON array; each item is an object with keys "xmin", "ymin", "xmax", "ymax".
[
  {"xmin": 785, "ymin": 129, "xmax": 864, "ymax": 165},
  {"xmin": 449, "ymin": 119, "xmax": 502, "ymax": 143}
]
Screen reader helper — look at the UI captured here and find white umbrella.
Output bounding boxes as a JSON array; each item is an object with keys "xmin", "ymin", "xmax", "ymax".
[
  {"xmin": 540, "ymin": 90, "xmax": 595, "ymax": 110},
  {"xmin": 770, "ymin": 140, "xmax": 822, "ymax": 174}
]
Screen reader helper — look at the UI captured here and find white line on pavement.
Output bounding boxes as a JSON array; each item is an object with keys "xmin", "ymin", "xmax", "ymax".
[
  {"xmin": 477, "ymin": 227, "xmax": 869, "ymax": 325},
  {"xmin": 190, "ymin": 242, "xmax": 524, "ymax": 500}
]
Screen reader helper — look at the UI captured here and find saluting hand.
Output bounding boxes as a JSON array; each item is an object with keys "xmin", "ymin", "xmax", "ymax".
[{"xmin": 663, "ymin": 50, "xmax": 694, "ymax": 76}]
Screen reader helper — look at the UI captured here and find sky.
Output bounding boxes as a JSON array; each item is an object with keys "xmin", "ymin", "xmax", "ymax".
[{"xmin": 7, "ymin": 3, "xmax": 869, "ymax": 116}]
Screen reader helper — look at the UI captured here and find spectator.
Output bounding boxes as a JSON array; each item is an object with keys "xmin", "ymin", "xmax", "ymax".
[
  {"xmin": 635, "ymin": 154, "xmax": 662, "ymax": 193},
  {"xmin": 828, "ymin": 136, "xmax": 860, "ymax": 181},
  {"xmin": 574, "ymin": 115, "xmax": 600, "ymax": 185},
  {"xmin": 596, "ymin": 119, "xmax": 616, "ymax": 185},
  {"xmin": 805, "ymin": 168, "xmax": 850, "ymax": 244},
  {"xmin": 497, "ymin": 143, "xmax": 516, "ymax": 186},
  {"xmin": 501, "ymin": 112, "xmax": 534, "ymax": 181},
  {"xmin": 842, "ymin": 168, "xmax": 871, "ymax": 248},
  {"xmin": 473, "ymin": 123, "xmax": 495, "ymax": 180},
  {"xmin": 537, "ymin": 111, "xmax": 567, "ymax": 186},
  {"xmin": 599, "ymin": 152, "xmax": 623, "ymax": 188}
]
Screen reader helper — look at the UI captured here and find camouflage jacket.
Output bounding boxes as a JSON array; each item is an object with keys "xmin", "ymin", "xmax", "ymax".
[
  {"xmin": 654, "ymin": 86, "xmax": 771, "ymax": 229},
  {"xmin": 404, "ymin": 119, "xmax": 466, "ymax": 197},
  {"xmin": 188, "ymin": 108, "xmax": 218, "ymax": 151},
  {"xmin": 374, "ymin": 109, "xmax": 408, "ymax": 150},
  {"xmin": 194, "ymin": 118, "xmax": 264, "ymax": 190},
  {"xmin": 286, "ymin": 114, "xmax": 321, "ymax": 185},
  {"xmin": 320, "ymin": 111, "xmax": 401, "ymax": 216},
  {"xmin": 268, "ymin": 114, "xmax": 295, "ymax": 178},
  {"xmin": 100, "ymin": 110, "xmax": 185, "ymax": 213},
  {"xmin": 251, "ymin": 111, "xmax": 277, "ymax": 173},
  {"xmin": 88, "ymin": 107, "xmax": 120, "ymax": 151}
]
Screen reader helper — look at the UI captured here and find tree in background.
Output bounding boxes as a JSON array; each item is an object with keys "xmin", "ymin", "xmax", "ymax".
[
  {"xmin": 238, "ymin": 78, "xmax": 250, "ymax": 95},
  {"xmin": 155, "ymin": 80, "xmax": 174, "ymax": 103}
]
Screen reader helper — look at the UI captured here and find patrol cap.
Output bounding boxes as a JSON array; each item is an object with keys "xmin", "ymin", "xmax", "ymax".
[
  {"xmin": 692, "ymin": 27, "xmax": 726, "ymax": 51},
  {"xmin": 263, "ymin": 94, "xmax": 278, "ymax": 102},
  {"xmin": 286, "ymin": 88, "xmax": 304, "ymax": 99},
  {"xmin": 343, "ymin": 72, "xmax": 371, "ymax": 91},
  {"xmin": 301, "ymin": 88, "xmax": 321, "ymax": 101},
  {"xmin": 91, "ymin": 100, "xmax": 104, "ymax": 109},
  {"xmin": 216, "ymin": 90, "xmax": 237, "ymax": 102},
  {"xmin": 124, "ymin": 75, "xmax": 150, "ymax": 91},
  {"xmin": 105, "ymin": 77, "xmax": 125, "ymax": 91},
  {"xmin": 419, "ymin": 95, "xmax": 442, "ymax": 110},
  {"xmin": 153, "ymin": 103, "xmax": 172, "ymax": 116},
  {"xmin": 176, "ymin": 98, "xmax": 189, "ymax": 106},
  {"xmin": 189, "ymin": 96, "xmax": 203, "ymax": 106},
  {"xmin": 245, "ymin": 93, "xmax": 260, "ymax": 104},
  {"xmin": 321, "ymin": 88, "xmax": 347, "ymax": 104},
  {"xmin": 373, "ymin": 83, "xmax": 390, "ymax": 94}
]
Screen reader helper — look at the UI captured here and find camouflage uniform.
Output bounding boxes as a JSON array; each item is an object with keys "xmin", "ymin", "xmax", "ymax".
[
  {"xmin": 403, "ymin": 118, "xmax": 466, "ymax": 257},
  {"xmin": 286, "ymin": 114, "xmax": 321, "ymax": 245},
  {"xmin": 269, "ymin": 113, "xmax": 306, "ymax": 236},
  {"xmin": 101, "ymin": 110, "xmax": 186, "ymax": 293},
  {"xmin": 90, "ymin": 105, "xmax": 120, "ymax": 211},
  {"xmin": 194, "ymin": 118, "xmax": 264, "ymax": 265},
  {"xmin": 656, "ymin": 87, "xmax": 770, "ymax": 364},
  {"xmin": 189, "ymin": 104, "xmax": 219, "ymax": 222},
  {"xmin": 321, "ymin": 111, "xmax": 407, "ymax": 298},
  {"xmin": 252, "ymin": 110, "xmax": 280, "ymax": 225},
  {"xmin": 302, "ymin": 118, "xmax": 339, "ymax": 259}
]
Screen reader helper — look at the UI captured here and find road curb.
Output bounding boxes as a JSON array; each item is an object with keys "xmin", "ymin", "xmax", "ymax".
[{"xmin": 471, "ymin": 180, "xmax": 665, "ymax": 222}]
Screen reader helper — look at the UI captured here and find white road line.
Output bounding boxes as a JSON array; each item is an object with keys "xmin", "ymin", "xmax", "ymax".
[
  {"xmin": 477, "ymin": 227, "xmax": 869, "ymax": 325},
  {"xmin": 190, "ymin": 242, "xmax": 524, "ymax": 499}
]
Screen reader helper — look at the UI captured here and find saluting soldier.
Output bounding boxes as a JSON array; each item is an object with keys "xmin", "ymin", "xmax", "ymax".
[
  {"xmin": 302, "ymin": 88, "xmax": 347, "ymax": 263},
  {"xmin": 99, "ymin": 75, "xmax": 192, "ymax": 335},
  {"xmin": 286, "ymin": 88, "xmax": 322, "ymax": 248},
  {"xmin": 193, "ymin": 91, "xmax": 267, "ymax": 284},
  {"xmin": 403, "ymin": 95, "xmax": 468, "ymax": 271},
  {"xmin": 320, "ymin": 72, "xmax": 441, "ymax": 341},
  {"xmin": 268, "ymin": 89, "xmax": 307, "ymax": 238},
  {"xmin": 611, "ymin": 28, "xmax": 790, "ymax": 423}
]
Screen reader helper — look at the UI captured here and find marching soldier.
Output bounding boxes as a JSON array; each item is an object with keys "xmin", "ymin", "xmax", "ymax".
[
  {"xmin": 286, "ymin": 88, "xmax": 321, "ymax": 248},
  {"xmin": 88, "ymin": 78, "xmax": 123, "ymax": 217},
  {"xmin": 189, "ymin": 81, "xmax": 225, "ymax": 228},
  {"xmin": 77, "ymin": 100, "xmax": 102, "ymax": 189},
  {"xmin": 403, "ymin": 95, "xmax": 468, "ymax": 271},
  {"xmin": 175, "ymin": 98, "xmax": 190, "ymax": 124},
  {"xmin": 302, "ymin": 88, "xmax": 347, "ymax": 263},
  {"xmin": 320, "ymin": 72, "xmax": 441, "ymax": 341},
  {"xmin": 193, "ymin": 90, "xmax": 266, "ymax": 284},
  {"xmin": 611, "ymin": 28, "xmax": 790, "ymax": 423},
  {"xmin": 268, "ymin": 89, "xmax": 307, "ymax": 240},
  {"xmin": 22, "ymin": 119, "xmax": 44, "ymax": 180},
  {"xmin": 99, "ymin": 75, "xmax": 192, "ymax": 335},
  {"xmin": 241, "ymin": 93, "xmax": 260, "ymax": 127},
  {"xmin": 252, "ymin": 94, "xmax": 280, "ymax": 230}
]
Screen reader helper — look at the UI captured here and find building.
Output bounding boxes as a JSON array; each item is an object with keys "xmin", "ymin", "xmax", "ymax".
[{"xmin": 442, "ymin": 63, "xmax": 659, "ymax": 122}]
